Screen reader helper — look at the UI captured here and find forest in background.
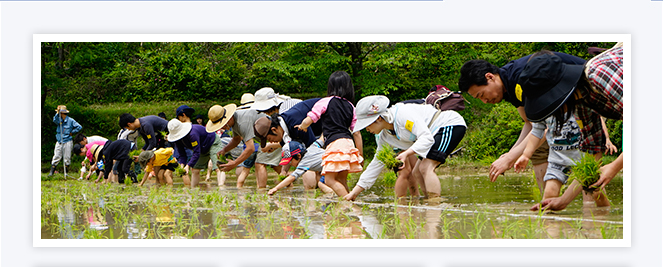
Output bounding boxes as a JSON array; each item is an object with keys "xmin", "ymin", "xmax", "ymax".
[{"xmin": 40, "ymin": 42, "xmax": 622, "ymax": 167}]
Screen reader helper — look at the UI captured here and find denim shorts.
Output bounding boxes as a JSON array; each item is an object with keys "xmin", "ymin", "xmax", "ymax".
[
  {"xmin": 543, "ymin": 163, "xmax": 572, "ymax": 184},
  {"xmin": 238, "ymin": 151, "xmax": 258, "ymax": 168}
]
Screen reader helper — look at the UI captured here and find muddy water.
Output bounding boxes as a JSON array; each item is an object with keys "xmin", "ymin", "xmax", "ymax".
[{"xmin": 41, "ymin": 169, "xmax": 623, "ymax": 239}]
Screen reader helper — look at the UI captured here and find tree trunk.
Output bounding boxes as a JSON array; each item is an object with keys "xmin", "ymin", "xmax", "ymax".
[{"xmin": 347, "ymin": 42, "xmax": 363, "ymax": 100}]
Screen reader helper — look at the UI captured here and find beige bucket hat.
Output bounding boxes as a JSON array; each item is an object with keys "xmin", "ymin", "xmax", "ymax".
[{"xmin": 205, "ymin": 104, "xmax": 237, "ymax": 133}]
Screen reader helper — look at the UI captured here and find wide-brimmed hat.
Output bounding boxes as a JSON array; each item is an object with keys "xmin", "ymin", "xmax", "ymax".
[
  {"xmin": 518, "ymin": 54, "xmax": 585, "ymax": 122},
  {"xmin": 238, "ymin": 93, "xmax": 255, "ymax": 110},
  {"xmin": 176, "ymin": 105, "xmax": 195, "ymax": 117},
  {"xmin": 167, "ymin": 119, "xmax": 192, "ymax": 142},
  {"xmin": 353, "ymin": 95, "xmax": 390, "ymax": 133},
  {"xmin": 253, "ymin": 116, "xmax": 272, "ymax": 148},
  {"xmin": 90, "ymin": 144, "xmax": 104, "ymax": 162},
  {"xmin": 56, "ymin": 105, "xmax": 70, "ymax": 114},
  {"xmin": 252, "ymin": 87, "xmax": 287, "ymax": 111},
  {"xmin": 137, "ymin": 150, "xmax": 155, "ymax": 169},
  {"xmin": 206, "ymin": 104, "xmax": 237, "ymax": 133},
  {"xmin": 280, "ymin": 141, "xmax": 307, "ymax": 166}
]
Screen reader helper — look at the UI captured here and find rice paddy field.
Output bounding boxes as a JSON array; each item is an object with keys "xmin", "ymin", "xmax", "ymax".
[{"xmin": 40, "ymin": 164, "xmax": 623, "ymax": 240}]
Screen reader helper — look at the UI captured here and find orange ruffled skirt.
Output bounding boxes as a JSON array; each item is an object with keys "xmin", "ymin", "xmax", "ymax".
[{"xmin": 321, "ymin": 138, "xmax": 364, "ymax": 175}]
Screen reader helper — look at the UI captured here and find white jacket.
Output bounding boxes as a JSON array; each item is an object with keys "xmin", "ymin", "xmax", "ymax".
[{"xmin": 356, "ymin": 103, "xmax": 465, "ymax": 190}]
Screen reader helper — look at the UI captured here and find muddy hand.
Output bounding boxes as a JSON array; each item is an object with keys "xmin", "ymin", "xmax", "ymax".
[
  {"xmin": 218, "ymin": 161, "xmax": 236, "ymax": 172},
  {"xmin": 489, "ymin": 154, "xmax": 512, "ymax": 182},
  {"xmin": 531, "ymin": 197, "xmax": 566, "ymax": 212}
]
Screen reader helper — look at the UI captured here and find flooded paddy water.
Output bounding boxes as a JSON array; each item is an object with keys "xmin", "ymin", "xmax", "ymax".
[{"xmin": 40, "ymin": 166, "xmax": 623, "ymax": 240}]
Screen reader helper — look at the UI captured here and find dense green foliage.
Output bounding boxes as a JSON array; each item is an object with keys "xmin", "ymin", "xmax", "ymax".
[
  {"xmin": 41, "ymin": 41, "xmax": 621, "ymax": 165},
  {"xmin": 462, "ymin": 102, "xmax": 525, "ymax": 162}
]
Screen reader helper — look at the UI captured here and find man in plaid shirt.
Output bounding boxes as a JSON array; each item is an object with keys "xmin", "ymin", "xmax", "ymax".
[{"xmin": 528, "ymin": 44, "xmax": 624, "ymax": 211}]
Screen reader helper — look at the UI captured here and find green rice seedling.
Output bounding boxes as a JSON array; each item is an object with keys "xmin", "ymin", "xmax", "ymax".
[
  {"xmin": 128, "ymin": 149, "xmax": 142, "ymax": 158},
  {"xmin": 175, "ymin": 165, "xmax": 186, "ymax": 177},
  {"xmin": 599, "ymin": 223, "xmax": 621, "ymax": 239},
  {"xmin": 569, "ymin": 153, "xmax": 603, "ymax": 191},
  {"xmin": 375, "ymin": 144, "xmax": 403, "ymax": 173},
  {"xmin": 439, "ymin": 211, "xmax": 457, "ymax": 239},
  {"xmin": 381, "ymin": 171, "xmax": 397, "ymax": 187},
  {"xmin": 530, "ymin": 172, "xmax": 542, "ymax": 202},
  {"xmin": 468, "ymin": 211, "xmax": 489, "ymax": 239}
]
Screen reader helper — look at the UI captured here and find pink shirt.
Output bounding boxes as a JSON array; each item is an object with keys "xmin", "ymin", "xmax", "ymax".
[
  {"xmin": 85, "ymin": 141, "xmax": 107, "ymax": 163},
  {"xmin": 307, "ymin": 96, "xmax": 357, "ymax": 131}
]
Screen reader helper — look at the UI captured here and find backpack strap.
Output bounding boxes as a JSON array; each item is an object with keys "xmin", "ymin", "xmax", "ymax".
[{"xmin": 428, "ymin": 110, "xmax": 442, "ymax": 129}]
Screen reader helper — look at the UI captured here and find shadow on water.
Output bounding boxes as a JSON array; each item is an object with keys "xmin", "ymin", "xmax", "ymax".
[{"xmin": 40, "ymin": 168, "xmax": 623, "ymax": 239}]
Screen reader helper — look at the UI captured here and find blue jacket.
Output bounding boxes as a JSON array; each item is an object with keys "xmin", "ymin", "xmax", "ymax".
[{"xmin": 53, "ymin": 114, "xmax": 82, "ymax": 143}]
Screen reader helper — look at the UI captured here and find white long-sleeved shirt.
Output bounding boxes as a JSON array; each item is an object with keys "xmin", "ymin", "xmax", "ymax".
[{"xmin": 356, "ymin": 103, "xmax": 465, "ymax": 190}]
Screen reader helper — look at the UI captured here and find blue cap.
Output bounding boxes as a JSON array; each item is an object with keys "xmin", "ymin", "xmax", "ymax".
[
  {"xmin": 280, "ymin": 141, "xmax": 307, "ymax": 165},
  {"xmin": 176, "ymin": 105, "xmax": 195, "ymax": 117}
]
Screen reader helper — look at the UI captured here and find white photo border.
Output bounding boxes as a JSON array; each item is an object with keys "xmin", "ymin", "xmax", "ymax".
[{"xmin": 33, "ymin": 33, "xmax": 631, "ymax": 247}]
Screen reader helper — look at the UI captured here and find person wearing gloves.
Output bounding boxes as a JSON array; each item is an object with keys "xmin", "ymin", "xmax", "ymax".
[
  {"xmin": 48, "ymin": 105, "xmax": 83, "ymax": 177},
  {"xmin": 345, "ymin": 95, "xmax": 467, "ymax": 200}
]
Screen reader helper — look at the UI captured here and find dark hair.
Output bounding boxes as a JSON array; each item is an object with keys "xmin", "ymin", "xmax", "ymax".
[
  {"xmin": 327, "ymin": 71, "xmax": 355, "ymax": 103},
  {"xmin": 158, "ymin": 112, "xmax": 167, "ymax": 119},
  {"xmin": 458, "ymin": 60, "xmax": 500, "ymax": 92},
  {"xmin": 257, "ymin": 105, "xmax": 279, "ymax": 115},
  {"xmin": 292, "ymin": 153, "xmax": 303, "ymax": 161},
  {"xmin": 551, "ymin": 95, "xmax": 577, "ymax": 137},
  {"xmin": 267, "ymin": 113, "xmax": 281, "ymax": 136},
  {"xmin": 74, "ymin": 133, "xmax": 86, "ymax": 144},
  {"xmin": 180, "ymin": 110, "xmax": 194, "ymax": 119},
  {"xmin": 194, "ymin": 115, "xmax": 205, "ymax": 125},
  {"xmin": 73, "ymin": 143, "xmax": 83, "ymax": 155},
  {"xmin": 118, "ymin": 113, "xmax": 136, "ymax": 129}
]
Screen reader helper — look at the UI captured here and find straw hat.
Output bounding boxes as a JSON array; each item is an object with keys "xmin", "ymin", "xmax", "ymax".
[
  {"xmin": 167, "ymin": 119, "xmax": 192, "ymax": 142},
  {"xmin": 206, "ymin": 104, "xmax": 237, "ymax": 133},
  {"xmin": 90, "ymin": 144, "xmax": 104, "ymax": 162},
  {"xmin": 238, "ymin": 93, "xmax": 255, "ymax": 110},
  {"xmin": 56, "ymin": 105, "xmax": 70, "ymax": 114}
]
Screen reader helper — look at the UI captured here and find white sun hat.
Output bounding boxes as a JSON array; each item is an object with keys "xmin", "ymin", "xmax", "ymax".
[
  {"xmin": 167, "ymin": 119, "xmax": 192, "ymax": 142},
  {"xmin": 252, "ymin": 87, "xmax": 288, "ymax": 112},
  {"xmin": 353, "ymin": 95, "xmax": 390, "ymax": 133}
]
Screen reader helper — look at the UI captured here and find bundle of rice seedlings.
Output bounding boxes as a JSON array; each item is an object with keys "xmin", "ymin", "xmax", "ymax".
[
  {"xmin": 570, "ymin": 153, "xmax": 602, "ymax": 191},
  {"xmin": 175, "ymin": 165, "xmax": 186, "ymax": 177},
  {"xmin": 375, "ymin": 144, "xmax": 403, "ymax": 173}
]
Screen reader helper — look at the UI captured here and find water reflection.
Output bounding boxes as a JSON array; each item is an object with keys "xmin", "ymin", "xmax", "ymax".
[{"xmin": 41, "ymin": 171, "xmax": 623, "ymax": 239}]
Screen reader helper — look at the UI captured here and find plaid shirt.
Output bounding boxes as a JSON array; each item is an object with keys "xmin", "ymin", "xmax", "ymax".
[{"xmin": 574, "ymin": 45, "xmax": 623, "ymax": 153}]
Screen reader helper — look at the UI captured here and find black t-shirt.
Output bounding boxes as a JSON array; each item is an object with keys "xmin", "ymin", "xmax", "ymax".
[
  {"xmin": 320, "ymin": 97, "xmax": 355, "ymax": 148},
  {"xmin": 500, "ymin": 52, "xmax": 586, "ymax": 108}
]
